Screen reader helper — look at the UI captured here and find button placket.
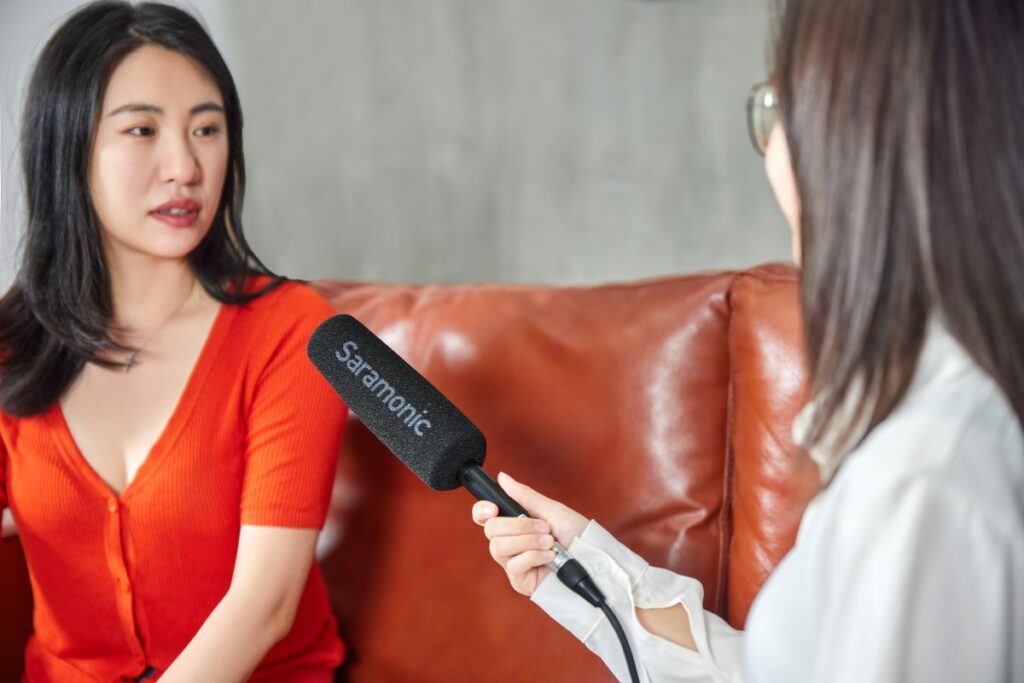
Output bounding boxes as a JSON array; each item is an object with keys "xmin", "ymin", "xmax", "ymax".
[{"xmin": 104, "ymin": 497, "xmax": 146, "ymax": 664}]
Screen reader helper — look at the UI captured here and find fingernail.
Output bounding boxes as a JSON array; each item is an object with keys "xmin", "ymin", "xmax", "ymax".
[
  {"xmin": 498, "ymin": 471, "xmax": 514, "ymax": 485},
  {"xmin": 539, "ymin": 534, "xmax": 553, "ymax": 547},
  {"xmin": 533, "ymin": 521, "xmax": 548, "ymax": 533},
  {"xmin": 542, "ymin": 550, "xmax": 556, "ymax": 561}
]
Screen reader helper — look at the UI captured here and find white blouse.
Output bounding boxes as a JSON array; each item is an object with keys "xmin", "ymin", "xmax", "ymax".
[{"xmin": 532, "ymin": 322, "xmax": 1024, "ymax": 682}]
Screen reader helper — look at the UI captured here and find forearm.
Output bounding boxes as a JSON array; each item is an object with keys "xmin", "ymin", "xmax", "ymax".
[
  {"xmin": 637, "ymin": 605, "xmax": 697, "ymax": 651},
  {"xmin": 533, "ymin": 522, "xmax": 744, "ymax": 681},
  {"xmin": 1, "ymin": 509, "xmax": 16, "ymax": 538},
  {"xmin": 159, "ymin": 590, "xmax": 288, "ymax": 683}
]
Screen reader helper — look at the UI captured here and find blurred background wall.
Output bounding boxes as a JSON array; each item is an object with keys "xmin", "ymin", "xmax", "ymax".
[{"xmin": 0, "ymin": 0, "xmax": 788, "ymax": 288}]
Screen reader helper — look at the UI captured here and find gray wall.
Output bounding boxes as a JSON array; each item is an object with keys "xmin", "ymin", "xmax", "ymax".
[{"xmin": 0, "ymin": 0, "xmax": 789, "ymax": 289}]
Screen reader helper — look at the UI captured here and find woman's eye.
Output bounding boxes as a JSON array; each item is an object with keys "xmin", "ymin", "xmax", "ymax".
[
  {"xmin": 127, "ymin": 126, "xmax": 154, "ymax": 137},
  {"xmin": 195, "ymin": 125, "xmax": 220, "ymax": 137}
]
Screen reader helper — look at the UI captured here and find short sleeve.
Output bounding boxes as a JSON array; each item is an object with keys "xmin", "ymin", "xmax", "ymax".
[{"xmin": 240, "ymin": 284, "xmax": 348, "ymax": 528}]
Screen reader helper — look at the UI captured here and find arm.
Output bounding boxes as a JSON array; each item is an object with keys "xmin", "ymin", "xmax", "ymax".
[
  {"xmin": 473, "ymin": 473, "xmax": 743, "ymax": 682},
  {"xmin": 0, "ymin": 438, "xmax": 13, "ymax": 538},
  {"xmin": 1, "ymin": 510, "xmax": 15, "ymax": 538},
  {"xmin": 475, "ymin": 473, "xmax": 697, "ymax": 649},
  {"xmin": 637, "ymin": 606, "xmax": 697, "ymax": 651},
  {"xmin": 159, "ymin": 526, "xmax": 318, "ymax": 683}
]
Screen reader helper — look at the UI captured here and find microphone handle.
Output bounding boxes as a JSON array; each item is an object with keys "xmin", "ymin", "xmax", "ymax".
[
  {"xmin": 458, "ymin": 463, "xmax": 528, "ymax": 517},
  {"xmin": 458, "ymin": 463, "xmax": 606, "ymax": 607}
]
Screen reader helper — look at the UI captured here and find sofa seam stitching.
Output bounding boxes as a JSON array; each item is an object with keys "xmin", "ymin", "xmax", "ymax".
[{"xmin": 717, "ymin": 270, "xmax": 743, "ymax": 619}]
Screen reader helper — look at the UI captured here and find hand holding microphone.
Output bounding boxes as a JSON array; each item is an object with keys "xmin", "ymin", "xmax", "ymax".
[{"xmin": 471, "ymin": 472, "xmax": 588, "ymax": 597}]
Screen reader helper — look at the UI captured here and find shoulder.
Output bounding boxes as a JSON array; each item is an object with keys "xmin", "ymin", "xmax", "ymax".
[
  {"xmin": 239, "ymin": 276, "xmax": 334, "ymax": 317},
  {"xmin": 232, "ymin": 277, "xmax": 335, "ymax": 335},
  {"xmin": 225, "ymin": 278, "xmax": 338, "ymax": 375},
  {"xmin": 810, "ymin": 375, "xmax": 1024, "ymax": 557}
]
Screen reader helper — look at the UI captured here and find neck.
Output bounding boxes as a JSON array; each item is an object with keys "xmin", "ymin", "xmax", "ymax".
[{"xmin": 106, "ymin": 253, "xmax": 198, "ymax": 339}]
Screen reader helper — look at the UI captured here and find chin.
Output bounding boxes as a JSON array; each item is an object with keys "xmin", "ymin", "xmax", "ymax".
[
  {"xmin": 114, "ymin": 228, "xmax": 211, "ymax": 261},
  {"xmin": 152, "ymin": 234, "xmax": 209, "ymax": 259}
]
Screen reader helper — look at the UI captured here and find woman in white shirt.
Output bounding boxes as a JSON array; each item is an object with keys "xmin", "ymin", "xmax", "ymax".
[{"xmin": 470, "ymin": 0, "xmax": 1024, "ymax": 681}]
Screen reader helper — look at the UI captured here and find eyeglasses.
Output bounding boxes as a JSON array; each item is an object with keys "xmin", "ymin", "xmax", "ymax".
[{"xmin": 746, "ymin": 82, "xmax": 779, "ymax": 156}]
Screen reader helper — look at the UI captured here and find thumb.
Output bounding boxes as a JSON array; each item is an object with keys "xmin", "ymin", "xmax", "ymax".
[{"xmin": 497, "ymin": 471, "xmax": 562, "ymax": 520}]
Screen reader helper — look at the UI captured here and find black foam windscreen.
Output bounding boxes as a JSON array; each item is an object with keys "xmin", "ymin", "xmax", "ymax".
[{"xmin": 307, "ymin": 314, "xmax": 486, "ymax": 491}]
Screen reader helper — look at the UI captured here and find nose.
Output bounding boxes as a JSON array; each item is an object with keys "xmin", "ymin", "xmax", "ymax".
[{"xmin": 159, "ymin": 132, "xmax": 202, "ymax": 186}]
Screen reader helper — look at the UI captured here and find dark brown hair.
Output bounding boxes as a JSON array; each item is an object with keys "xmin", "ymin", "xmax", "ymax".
[
  {"xmin": 774, "ymin": 0, "xmax": 1024, "ymax": 466},
  {"xmin": 0, "ymin": 1, "xmax": 280, "ymax": 417}
]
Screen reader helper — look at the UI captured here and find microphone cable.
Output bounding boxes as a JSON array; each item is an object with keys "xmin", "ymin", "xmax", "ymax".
[
  {"xmin": 551, "ymin": 547, "xmax": 641, "ymax": 683},
  {"xmin": 461, "ymin": 465, "xmax": 642, "ymax": 682},
  {"xmin": 600, "ymin": 601, "xmax": 641, "ymax": 683}
]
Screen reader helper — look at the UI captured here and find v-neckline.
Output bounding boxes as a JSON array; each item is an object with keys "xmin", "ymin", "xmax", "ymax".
[{"xmin": 46, "ymin": 301, "xmax": 236, "ymax": 504}]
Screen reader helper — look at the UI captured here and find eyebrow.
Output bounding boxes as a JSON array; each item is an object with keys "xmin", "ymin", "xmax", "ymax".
[{"xmin": 107, "ymin": 102, "xmax": 225, "ymax": 117}]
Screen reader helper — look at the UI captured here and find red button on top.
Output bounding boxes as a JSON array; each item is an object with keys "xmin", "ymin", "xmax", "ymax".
[{"xmin": 107, "ymin": 500, "xmax": 118, "ymax": 513}]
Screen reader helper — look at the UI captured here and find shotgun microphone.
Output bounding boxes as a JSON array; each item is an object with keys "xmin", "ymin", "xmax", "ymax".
[{"xmin": 305, "ymin": 314, "xmax": 602, "ymax": 605}]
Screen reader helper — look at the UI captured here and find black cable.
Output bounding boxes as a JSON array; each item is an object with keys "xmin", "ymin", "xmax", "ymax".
[
  {"xmin": 557, "ymin": 557, "xmax": 641, "ymax": 682},
  {"xmin": 600, "ymin": 601, "xmax": 641, "ymax": 683}
]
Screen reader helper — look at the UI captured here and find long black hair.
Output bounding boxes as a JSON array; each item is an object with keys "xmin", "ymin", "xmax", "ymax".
[
  {"xmin": 0, "ymin": 1, "xmax": 280, "ymax": 417},
  {"xmin": 774, "ymin": 0, "xmax": 1024, "ymax": 471}
]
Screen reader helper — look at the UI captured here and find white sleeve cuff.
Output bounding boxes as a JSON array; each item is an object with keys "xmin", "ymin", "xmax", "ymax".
[
  {"xmin": 531, "ymin": 520, "xmax": 646, "ymax": 643},
  {"xmin": 531, "ymin": 520, "xmax": 745, "ymax": 682}
]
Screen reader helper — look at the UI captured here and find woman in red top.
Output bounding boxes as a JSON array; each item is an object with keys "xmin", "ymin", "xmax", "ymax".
[{"xmin": 0, "ymin": 2, "xmax": 347, "ymax": 681}]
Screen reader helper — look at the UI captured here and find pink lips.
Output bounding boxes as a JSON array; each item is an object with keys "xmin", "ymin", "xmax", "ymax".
[{"xmin": 149, "ymin": 198, "xmax": 201, "ymax": 228}]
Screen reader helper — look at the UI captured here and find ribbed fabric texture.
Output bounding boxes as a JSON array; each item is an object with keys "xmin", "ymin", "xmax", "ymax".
[{"xmin": 0, "ymin": 278, "xmax": 348, "ymax": 682}]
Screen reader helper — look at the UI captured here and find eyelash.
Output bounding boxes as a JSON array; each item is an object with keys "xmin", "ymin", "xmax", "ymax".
[{"xmin": 124, "ymin": 125, "xmax": 221, "ymax": 137}]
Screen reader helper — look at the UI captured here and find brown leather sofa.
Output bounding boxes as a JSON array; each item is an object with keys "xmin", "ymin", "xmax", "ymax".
[{"xmin": 0, "ymin": 263, "xmax": 819, "ymax": 682}]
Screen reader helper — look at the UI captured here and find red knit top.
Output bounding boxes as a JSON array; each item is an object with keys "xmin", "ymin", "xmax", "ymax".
[{"xmin": 0, "ymin": 279, "xmax": 348, "ymax": 681}]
